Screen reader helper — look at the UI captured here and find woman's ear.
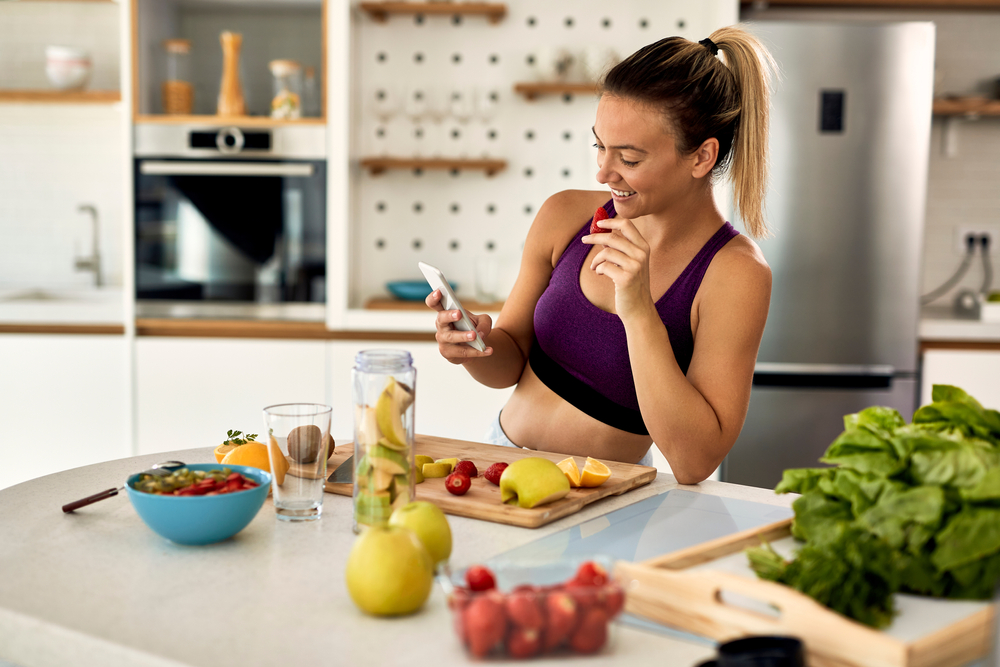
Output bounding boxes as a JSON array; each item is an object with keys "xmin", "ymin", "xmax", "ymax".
[{"xmin": 691, "ymin": 138, "xmax": 719, "ymax": 179}]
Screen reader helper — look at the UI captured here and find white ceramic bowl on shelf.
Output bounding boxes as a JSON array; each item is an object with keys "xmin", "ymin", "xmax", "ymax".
[{"xmin": 45, "ymin": 46, "xmax": 92, "ymax": 90}]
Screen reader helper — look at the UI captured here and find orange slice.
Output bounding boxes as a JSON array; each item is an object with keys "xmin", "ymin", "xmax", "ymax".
[
  {"xmin": 556, "ymin": 457, "xmax": 581, "ymax": 488},
  {"xmin": 579, "ymin": 457, "xmax": 611, "ymax": 488}
]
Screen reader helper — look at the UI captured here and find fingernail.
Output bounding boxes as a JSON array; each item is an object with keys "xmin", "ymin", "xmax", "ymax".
[
  {"xmin": 467, "ymin": 332, "xmax": 475, "ymax": 340},
  {"xmin": 452, "ymin": 312, "xmax": 460, "ymax": 320}
]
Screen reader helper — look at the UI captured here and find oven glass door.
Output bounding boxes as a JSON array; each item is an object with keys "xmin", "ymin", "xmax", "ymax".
[{"xmin": 135, "ymin": 159, "xmax": 326, "ymax": 303}]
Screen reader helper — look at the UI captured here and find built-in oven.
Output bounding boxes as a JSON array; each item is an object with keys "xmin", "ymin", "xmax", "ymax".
[{"xmin": 134, "ymin": 124, "xmax": 326, "ymax": 303}]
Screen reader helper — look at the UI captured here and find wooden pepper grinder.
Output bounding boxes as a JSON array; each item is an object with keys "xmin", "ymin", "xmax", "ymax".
[{"xmin": 217, "ymin": 31, "xmax": 246, "ymax": 116}]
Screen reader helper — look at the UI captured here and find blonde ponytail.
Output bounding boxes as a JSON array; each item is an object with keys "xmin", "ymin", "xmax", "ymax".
[{"xmin": 711, "ymin": 26, "xmax": 776, "ymax": 239}]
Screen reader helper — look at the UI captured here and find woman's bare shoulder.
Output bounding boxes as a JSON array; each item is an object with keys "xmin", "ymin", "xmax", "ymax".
[
  {"xmin": 709, "ymin": 233, "xmax": 771, "ymax": 286},
  {"xmin": 530, "ymin": 190, "xmax": 611, "ymax": 266}
]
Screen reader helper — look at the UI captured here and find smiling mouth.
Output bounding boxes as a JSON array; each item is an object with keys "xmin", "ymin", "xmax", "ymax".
[{"xmin": 611, "ymin": 188, "xmax": 635, "ymax": 198}]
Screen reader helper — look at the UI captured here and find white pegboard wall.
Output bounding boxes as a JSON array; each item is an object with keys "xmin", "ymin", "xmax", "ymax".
[{"xmin": 350, "ymin": 0, "xmax": 739, "ymax": 307}]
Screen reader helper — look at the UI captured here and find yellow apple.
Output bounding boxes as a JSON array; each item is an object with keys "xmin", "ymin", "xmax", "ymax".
[
  {"xmin": 345, "ymin": 525, "xmax": 433, "ymax": 616},
  {"xmin": 388, "ymin": 500, "xmax": 452, "ymax": 567},
  {"xmin": 499, "ymin": 457, "xmax": 571, "ymax": 509}
]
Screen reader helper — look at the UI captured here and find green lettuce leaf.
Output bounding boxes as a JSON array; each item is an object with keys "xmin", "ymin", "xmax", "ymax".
[
  {"xmin": 857, "ymin": 485, "xmax": 944, "ymax": 552},
  {"xmin": 821, "ymin": 427, "xmax": 903, "ymax": 477},
  {"xmin": 931, "ymin": 508, "xmax": 1000, "ymax": 571},
  {"xmin": 774, "ymin": 467, "xmax": 834, "ymax": 495}
]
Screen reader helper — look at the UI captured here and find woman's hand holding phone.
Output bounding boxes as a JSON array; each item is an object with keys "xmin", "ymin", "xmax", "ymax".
[{"xmin": 425, "ymin": 289, "xmax": 493, "ymax": 363}]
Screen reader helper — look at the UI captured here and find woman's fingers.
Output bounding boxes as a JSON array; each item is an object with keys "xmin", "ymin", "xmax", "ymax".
[{"xmin": 425, "ymin": 289, "xmax": 445, "ymax": 312}]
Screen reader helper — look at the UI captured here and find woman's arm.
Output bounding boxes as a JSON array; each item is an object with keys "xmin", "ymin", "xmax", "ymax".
[
  {"xmin": 585, "ymin": 217, "xmax": 771, "ymax": 484},
  {"xmin": 631, "ymin": 243, "xmax": 770, "ymax": 483},
  {"xmin": 426, "ymin": 190, "xmax": 605, "ymax": 389}
]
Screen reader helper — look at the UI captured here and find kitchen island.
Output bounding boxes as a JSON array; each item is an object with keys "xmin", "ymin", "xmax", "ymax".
[{"xmin": 0, "ymin": 447, "xmax": 794, "ymax": 667}]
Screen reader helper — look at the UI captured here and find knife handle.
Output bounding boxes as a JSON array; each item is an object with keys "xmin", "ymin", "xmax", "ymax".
[{"xmin": 62, "ymin": 487, "xmax": 120, "ymax": 513}]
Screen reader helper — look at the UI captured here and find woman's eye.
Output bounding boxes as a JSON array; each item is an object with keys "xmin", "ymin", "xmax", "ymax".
[
  {"xmin": 620, "ymin": 158, "xmax": 638, "ymax": 167},
  {"xmin": 593, "ymin": 143, "xmax": 604, "ymax": 151}
]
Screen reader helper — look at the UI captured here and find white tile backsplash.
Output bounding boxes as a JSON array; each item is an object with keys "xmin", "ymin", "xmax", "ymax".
[
  {"xmin": 0, "ymin": 104, "xmax": 124, "ymax": 288},
  {"xmin": 0, "ymin": 4, "xmax": 123, "ymax": 290},
  {"xmin": 0, "ymin": 3, "xmax": 120, "ymax": 91}
]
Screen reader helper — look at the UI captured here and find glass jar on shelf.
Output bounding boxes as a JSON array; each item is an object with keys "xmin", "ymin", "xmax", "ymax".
[
  {"xmin": 269, "ymin": 59, "xmax": 302, "ymax": 120},
  {"xmin": 302, "ymin": 66, "xmax": 321, "ymax": 117},
  {"xmin": 162, "ymin": 38, "xmax": 193, "ymax": 115}
]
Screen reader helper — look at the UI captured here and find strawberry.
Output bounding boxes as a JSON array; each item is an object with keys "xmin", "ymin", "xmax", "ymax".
[
  {"xmin": 465, "ymin": 565, "xmax": 497, "ymax": 592},
  {"xmin": 448, "ymin": 586, "xmax": 473, "ymax": 612},
  {"xmin": 504, "ymin": 589, "xmax": 545, "ymax": 630},
  {"xmin": 589, "ymin": 205, "xmax": 612, "ymax": 235},
  {"xmin": 543, "ymin": 592, "xmax": 578, "ymax": 651},
  {"xmin": 565, "ymin": 581, "xmax": 600, "ymax": 610},
  {"xmin": 506, "ymin": 626, "xmax": 542, "ymax": 659},
  {"xmin": 454, "ymin": 460, "xmax": 478, "ymax": 477},
  {"xmin": 572, "ymin": 560, "xmax": 609, "ymax": 587},
  {"xmin": 483, "ymin": 462, "xmax": 508, "ymax": 486},
  {"xmin": 445, "ymin": 471, "xmax": 471, "ymax": 495},
  {"xmin": 602, "ymin": 585, "xmax": 626, "ymax": 617},
  {"xmin": 464, "ymin": 592, "xmax": 507, "ymax": 658},
  {"xmin": 569, "ymin": 607, "xmax": 609, "ymax": 654}
]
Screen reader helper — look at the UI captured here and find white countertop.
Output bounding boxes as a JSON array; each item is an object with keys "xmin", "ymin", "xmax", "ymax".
[
  {"xmin": 0, "ymin": 287, "xmax": 124, "ymax": 325},
  {"xmin": 920, "ymin": 305, "xmax": 1000, "ymax": 342},
  {"xmin": 0, "ymin": 447, "xmax": 794, "ymax": 667}
]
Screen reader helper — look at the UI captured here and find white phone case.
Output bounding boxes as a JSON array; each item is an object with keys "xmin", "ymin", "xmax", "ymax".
[{"xmin": 418, "ymin": 261, "xmax": 487, "ymax": 352}]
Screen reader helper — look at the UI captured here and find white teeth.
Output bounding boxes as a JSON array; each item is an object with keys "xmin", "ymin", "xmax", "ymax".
[{"xmin": 611, "ymin": 188, "xmax": 635, "ymax": 197}]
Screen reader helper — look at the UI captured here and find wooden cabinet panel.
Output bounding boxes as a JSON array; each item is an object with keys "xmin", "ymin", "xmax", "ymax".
[{"xmin": 0, "ymin": 335, "xmax": 128, "ymax": 490}]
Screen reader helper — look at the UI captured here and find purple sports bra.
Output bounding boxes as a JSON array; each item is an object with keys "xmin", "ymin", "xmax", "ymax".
[{"xmin": 530, "ymin": 199, "xmax": 739, "ymax": 435}]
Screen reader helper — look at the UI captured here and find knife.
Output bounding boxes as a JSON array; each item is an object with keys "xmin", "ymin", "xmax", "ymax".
[{"xmin": 328, "ymin": 454, "xmax": 354, "ymax": 484}]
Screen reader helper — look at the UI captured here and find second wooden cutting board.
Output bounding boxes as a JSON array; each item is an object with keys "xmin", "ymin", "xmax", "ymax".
[{"xmin": 325, "ymin": 434, "xmax": 657, "ymax": 529}]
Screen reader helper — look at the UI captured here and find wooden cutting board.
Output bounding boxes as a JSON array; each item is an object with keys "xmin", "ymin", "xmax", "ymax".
[{"xmin": 324, "ymin": 434, "xmax": 657, "ymax": 529}]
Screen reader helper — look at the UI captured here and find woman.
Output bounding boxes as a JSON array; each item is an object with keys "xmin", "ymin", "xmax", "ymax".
[{"xmin": 426, "ymin": 27, "xmax": 776, "ymax": 485}]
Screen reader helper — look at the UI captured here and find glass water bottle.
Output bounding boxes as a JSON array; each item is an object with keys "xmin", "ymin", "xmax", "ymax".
[{"xmin": 352, "ymin": 350, "xmax": 416, "ymax": 532}]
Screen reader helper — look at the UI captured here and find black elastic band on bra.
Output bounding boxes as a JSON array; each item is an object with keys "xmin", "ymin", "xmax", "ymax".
[{"xmin": 528, "ymin": 343, "xmax": 649, "ymax": 436}]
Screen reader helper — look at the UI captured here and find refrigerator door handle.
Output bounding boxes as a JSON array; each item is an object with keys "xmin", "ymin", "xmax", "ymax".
[{"xmin": 753, "ymin": 362, "xmax": 895, "ymax": 389}]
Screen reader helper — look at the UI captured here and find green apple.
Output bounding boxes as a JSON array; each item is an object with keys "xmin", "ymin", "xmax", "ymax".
[
  {"xmin": 369, "ymin": 444, "xmax": 407, "ymax": 475},
  {"xmin": 356, "ymin": 405, "xmax": 382, "ymax": 448},
  {"xmin": 345, "ymin": 525, "xmax": 433, "ymax": 616},
  {"xmin": 499, "ymin": 457, "xmax": 571, "ymax": 509},
  {"xmin": 389, "ymin": 500, "xmax": 452, "ymax": 567},
  {"xmin": 376, "ymin": 377, "xmax": 412, "ymax": 449}
]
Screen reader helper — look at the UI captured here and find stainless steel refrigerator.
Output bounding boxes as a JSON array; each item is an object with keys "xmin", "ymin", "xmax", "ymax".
[{"xmin": 721, "ymin": 21, "xmax": 936, "ymax": 489}]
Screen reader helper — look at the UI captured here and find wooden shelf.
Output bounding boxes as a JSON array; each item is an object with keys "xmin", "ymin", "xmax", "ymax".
[
  {"xmin": 360, "ymin": 157, "xmax": 507, "ymax": 176},
  {"xmin": 359, "ymin": 2, "xmax": 506, "ymax": 24},
  {"xmin": 0, "ymin": 89, "xmax": 121, "ymax": 104},
  {"xmin": 365, "ymin": 297, "xmax": 505, "ymax": 312},
  {"xmin": 134, "ymin": 114, "xmax": 326, "ymax": 127},
  {"xmin": 933, "ymin": 97, "xmax": 1000, "ymax": 117},
  {"xmin": 513, "ymin": 82, "xmax": 600, "ymax": 101}
]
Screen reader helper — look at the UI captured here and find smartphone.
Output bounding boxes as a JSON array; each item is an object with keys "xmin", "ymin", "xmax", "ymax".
[{"xmin": 418, "ymin": 261, "xmax": 487, "ymax": 352}]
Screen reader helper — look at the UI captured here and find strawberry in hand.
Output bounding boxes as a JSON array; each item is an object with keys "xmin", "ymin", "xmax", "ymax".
[{"xmin": 589, "ymin": 205, "xmax": 612, "ymax": 235}]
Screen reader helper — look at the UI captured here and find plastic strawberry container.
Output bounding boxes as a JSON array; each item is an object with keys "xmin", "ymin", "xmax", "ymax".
[{"xmin": 442, "ymin": 556, "xmax": 625, "ymax": 660}]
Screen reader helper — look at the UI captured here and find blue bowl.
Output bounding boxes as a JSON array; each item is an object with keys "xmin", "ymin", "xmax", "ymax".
[
  {"xmin": 386, "ymin": 280, "xmax": 458, "ymax": 301},
  {"xmin": 125, "ymin": 464, "xmax": 271, "ymax": 545}
]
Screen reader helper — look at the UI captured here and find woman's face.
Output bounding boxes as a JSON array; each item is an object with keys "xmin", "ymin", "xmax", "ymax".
[{"xmin": 593, "ymin": 94, "xmax": 698, "ymax": 219}]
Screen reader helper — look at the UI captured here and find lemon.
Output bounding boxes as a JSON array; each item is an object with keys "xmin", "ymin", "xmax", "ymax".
[
  {"xmin": 556, "ymin": 457, "xmax": 581, "ymax": 488},
  {"xmin": 580, "ymin": 457, "xmax": 611, "ymax": 488}
]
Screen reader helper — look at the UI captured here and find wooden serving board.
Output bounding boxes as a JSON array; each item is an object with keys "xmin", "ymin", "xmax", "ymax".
[
  {"xmin": 324, "ymin": 434, "xmax": 657, "ymax": 529},
  {"xmin": 614, "ymin": 518, "xmax": 996, "ymax": 667}
]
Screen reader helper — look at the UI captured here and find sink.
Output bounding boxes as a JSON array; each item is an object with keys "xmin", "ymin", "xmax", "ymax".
[{"xmin": 0, "ymin": 287, "xmax": 124, "ymax": 324}]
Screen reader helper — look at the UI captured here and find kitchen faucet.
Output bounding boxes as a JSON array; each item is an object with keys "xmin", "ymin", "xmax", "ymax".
[{"xmin": 75, "ymin": 204, "xmax": 101, "ymax": 287}]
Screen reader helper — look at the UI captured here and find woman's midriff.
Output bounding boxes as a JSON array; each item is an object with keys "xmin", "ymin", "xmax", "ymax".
[{"xmin": 499, "ymin": 362, "xmax": 654, "ymax": 464}]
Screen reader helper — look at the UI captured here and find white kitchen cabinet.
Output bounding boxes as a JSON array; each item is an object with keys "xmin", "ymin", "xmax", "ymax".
[
  {"xmin": 0, "ymin": 334, "xmax": 128, "ymax": 490},
  {"xmin": 921, "ymin": 348, "xmax": 1000, "ymax": 408},
  {"xmin": 135, "ymin": 338, "xmax": 327, "ymax": 455},
  {"xmin": 327, "ymin": 341, "xmax": 514, "ymax": 445}
]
